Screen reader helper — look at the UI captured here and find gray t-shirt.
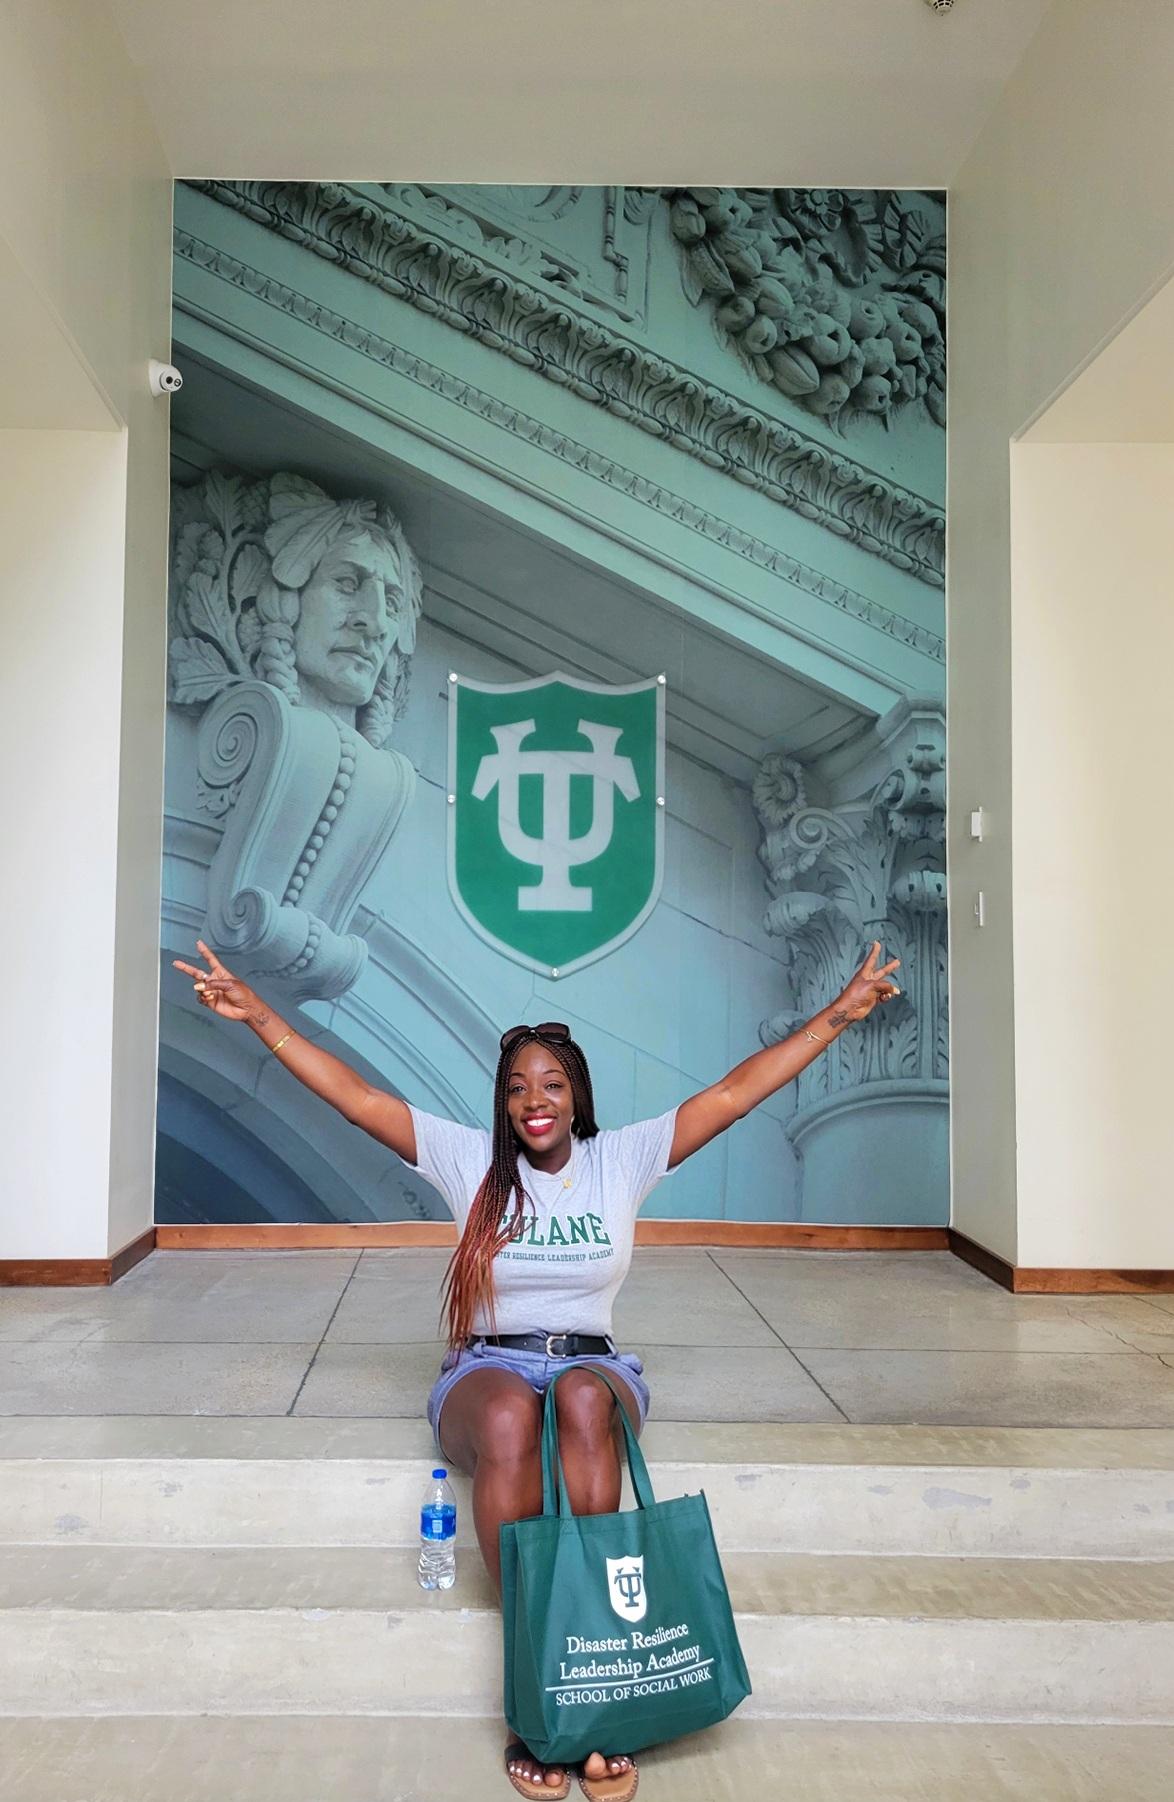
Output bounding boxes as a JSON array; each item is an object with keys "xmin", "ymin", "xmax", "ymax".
[{"xmin": 408, "ymin": 1105, "xmax": 678, "ymax": 1338}]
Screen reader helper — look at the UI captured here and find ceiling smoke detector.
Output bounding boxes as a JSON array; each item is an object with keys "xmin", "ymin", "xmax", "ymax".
[{"xmin": 924, "ymin": 0, "xmax": 956, "ymax": 11}]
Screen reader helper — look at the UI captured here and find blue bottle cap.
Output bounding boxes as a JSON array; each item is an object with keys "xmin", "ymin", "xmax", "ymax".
[{"xmin": 432, "ymin": 1468, "xmax": 447, "ymax": 1479}]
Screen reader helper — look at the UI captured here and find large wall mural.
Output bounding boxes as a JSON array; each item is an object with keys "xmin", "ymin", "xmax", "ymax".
[{"xmin": 159, "ymin": 183, "xmax": 947, "ymax": 1228}]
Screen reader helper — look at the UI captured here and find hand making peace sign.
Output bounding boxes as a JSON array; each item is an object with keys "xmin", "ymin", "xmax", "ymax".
[
  {"xmin": 832, "ymin": 940, "xmax": 902, "ymax": 1023},
  {"xmin": 172, "ymin": 941, "xmax": 258, "ymax": 1023}
]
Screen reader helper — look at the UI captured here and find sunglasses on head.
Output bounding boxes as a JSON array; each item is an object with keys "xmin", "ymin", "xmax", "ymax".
[{"xmin": 499, "ymin": 1022, "xmax": 571, "ymax": 1054}]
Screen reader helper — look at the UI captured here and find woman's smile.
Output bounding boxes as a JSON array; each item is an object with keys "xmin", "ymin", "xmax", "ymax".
[{"xmin": 507, "ymin": 1043, "xmax": 574, "ymax": 1162}]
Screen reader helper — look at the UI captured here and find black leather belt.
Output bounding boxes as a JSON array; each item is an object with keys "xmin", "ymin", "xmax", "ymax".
[{"xmin": 471, "ymin": 1331, "xmax": 615, "ymax": 1359}]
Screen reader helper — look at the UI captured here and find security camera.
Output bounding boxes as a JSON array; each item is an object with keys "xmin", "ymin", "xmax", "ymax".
[{"xmin": 149, "ymin": 359, "xmax": 184, "ymax": 397}]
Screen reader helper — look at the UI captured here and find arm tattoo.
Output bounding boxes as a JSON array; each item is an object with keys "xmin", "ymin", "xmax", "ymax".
[
  {"xmin": 249, "ymin": 1006, "xmax": 272, "ymax": 1029},
  {"xmin": 826, "ymin": 1008, "xmax": 851, "ymax": 1029}
]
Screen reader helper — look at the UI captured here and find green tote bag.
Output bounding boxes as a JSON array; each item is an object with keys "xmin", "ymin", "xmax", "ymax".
[{"xmin": 500, "ymin": 1369, "xmax": 751, "ymax": 1766}]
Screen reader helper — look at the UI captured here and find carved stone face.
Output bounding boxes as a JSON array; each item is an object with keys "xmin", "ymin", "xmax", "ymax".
[{"xmin": 293, "ymin": 533, "xmax": 404, "ymax": 713}]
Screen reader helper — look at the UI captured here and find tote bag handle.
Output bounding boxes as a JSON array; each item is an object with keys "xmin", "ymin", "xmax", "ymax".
[{"xmin": 540, "ymin": 1366, "xmax": 657, "ymax": 1519}]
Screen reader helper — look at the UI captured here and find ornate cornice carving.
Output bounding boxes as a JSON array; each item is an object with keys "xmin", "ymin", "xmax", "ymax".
[
  {"xmin": 666, "ymin": 188, "xmax": 945, "ymax": 431},
  {"xmin": 183, "ymin": 181, "xmax": 944, "ymax": 590},
  {"xmin": 375, "ymin": 184, "xmax": 653, "ymax": 321},
  {"xmin": 175, "ymin": 228, "xmax": 944, "ymax": 664}
]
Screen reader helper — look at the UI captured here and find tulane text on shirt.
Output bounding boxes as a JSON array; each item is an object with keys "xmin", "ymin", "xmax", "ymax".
[{"xmin": 499, "ymin": 1210, "xmax": 614, "ymax": 1250}]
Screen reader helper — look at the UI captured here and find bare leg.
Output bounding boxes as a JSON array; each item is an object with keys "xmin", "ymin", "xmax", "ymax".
[
  {"xmin": 439, "ymin": 1368, "xmax": 566, "ymax": 1793},
  {"xmin": 554, "ymin": 1365, "xmax": 642, "ymax": 1793},
  {"xmin": 439, "ymin": 1367, "xmax": 544, "ymax": 1594}
]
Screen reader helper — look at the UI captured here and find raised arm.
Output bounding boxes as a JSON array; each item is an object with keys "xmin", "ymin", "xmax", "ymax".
[
  {"xmin": 172, "ymin": 941, "xmax": 418, "ymax": 1163},
  {"xmin": 668, "ymin": 941, "xmax": 900, "ymax": 1168}
]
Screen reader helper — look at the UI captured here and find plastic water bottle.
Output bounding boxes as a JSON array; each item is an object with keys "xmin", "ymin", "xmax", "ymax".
[{"xmin": 418, "ymin": 1467, "xmax": 457, "ymax": 1589}]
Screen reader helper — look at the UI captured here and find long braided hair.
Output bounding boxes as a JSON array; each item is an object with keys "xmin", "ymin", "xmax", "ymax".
[{"xmin": 441, "ymin": 1028, "xmax": 598, "ymax": 1349}]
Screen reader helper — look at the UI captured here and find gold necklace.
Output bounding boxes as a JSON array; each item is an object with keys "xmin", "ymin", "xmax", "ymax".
[{"xmin": 527, "ymin": 1143, "xmax": 576, "ymax": 1194}]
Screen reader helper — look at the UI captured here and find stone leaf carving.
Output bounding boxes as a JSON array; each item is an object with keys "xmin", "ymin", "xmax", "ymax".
[
  {"xmin": 168, "ymin": 469, "xmax": 422, "ymax": 999},
  {"xmin": 754, "ymin": 705, "xmax": 947, "ymax": 1119},
  {"xmin": 667, "ymin": 188, "xmax": 946, "ymax": 431}
]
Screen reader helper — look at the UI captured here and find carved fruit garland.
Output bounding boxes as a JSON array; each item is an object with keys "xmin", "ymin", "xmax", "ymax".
[{"xmin": 667, "ymin": 188, "xmax": 946, "ymax": 431}]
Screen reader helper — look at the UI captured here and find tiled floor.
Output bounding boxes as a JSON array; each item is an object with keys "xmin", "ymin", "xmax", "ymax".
[{"xmin": 3, "ymin": 1248, "xmax": 1174, "ymax": 1425}]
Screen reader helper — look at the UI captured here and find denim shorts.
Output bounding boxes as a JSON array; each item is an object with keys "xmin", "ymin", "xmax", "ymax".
[{"xmin": 427, "ymin": 1336, "xmax": 650, "ymax": 1448}]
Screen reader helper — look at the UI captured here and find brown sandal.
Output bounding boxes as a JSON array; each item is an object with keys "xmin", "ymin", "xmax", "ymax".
[
  {"xmin": 505, "ymin": 1740, "xmax": 571, "ymax": 1800},
  {"xmin": 577, "ymin": 1755, "xmax": 638, "ymax": 1802}
]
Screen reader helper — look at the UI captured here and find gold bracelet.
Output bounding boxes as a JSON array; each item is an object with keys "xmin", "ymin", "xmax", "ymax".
[
  {"xmin": 803, "ymin": 1026, "xmax": 828, "ymax": 1045},
  {"xmin": 270, "ymin": 1031, "xmax": 295, "ymax": 1055}
]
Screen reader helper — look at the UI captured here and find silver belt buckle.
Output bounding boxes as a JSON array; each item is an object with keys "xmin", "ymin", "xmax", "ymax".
[{"xmin": 545, "ymin": 1333, "xmax": 572, "ymax": 1357}]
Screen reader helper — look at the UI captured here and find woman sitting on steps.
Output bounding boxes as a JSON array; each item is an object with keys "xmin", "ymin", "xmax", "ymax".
[{"xmin": 174, "ymin": 938, "xmax": 899, "ymax": 1800}]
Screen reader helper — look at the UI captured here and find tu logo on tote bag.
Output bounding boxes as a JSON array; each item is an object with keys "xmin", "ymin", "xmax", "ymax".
[
  {"xmin": 447, "ymin": 672, "xmax": 665, "ymax": 977},
  {"xmin": 606, "ymin": 1554, "xmax": 647, "ymax": 1622}
]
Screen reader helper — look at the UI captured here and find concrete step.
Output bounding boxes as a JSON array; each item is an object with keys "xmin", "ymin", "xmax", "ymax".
[
  {"xmin": 3, "ymin": 1714, "xmax": 1174, "ymax": 1802},
  {"xmin": 4, "ymin": 1417, "xmax": 1174, "ymax": 1558},
  {"xmin": 3, "ymin": 1544, "xmax": 1172, "ymax": 1725}
]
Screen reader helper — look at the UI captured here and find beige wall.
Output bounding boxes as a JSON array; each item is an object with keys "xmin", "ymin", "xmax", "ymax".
[
  {"xmin": 949, "ymin": 0, "xmax": 1174, "ymax": 1263},
  {"xmin": 0, "ymin": 2, "xmax": 171, "ymax": 1258},
  {"xmin": 0, "ymin": 431, "xmax": 127, "ymax": 1256},
  {"xmin": 0, "ymin": 2, "xmax": 172, "ymax": 420},
  {"xmin": 1009, "ymin": 443, "xmax": 1174, "ymax": 1268}
]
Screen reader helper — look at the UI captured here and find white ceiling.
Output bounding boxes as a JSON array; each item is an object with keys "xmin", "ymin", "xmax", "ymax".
[{"xmin": 111, "ymin": 0, "xmax": 1052, "ymax": 185}]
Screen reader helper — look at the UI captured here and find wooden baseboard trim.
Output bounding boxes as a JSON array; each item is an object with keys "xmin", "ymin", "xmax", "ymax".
[
  {"xmin": 636, "ymin": 1221, "xmax": 950, "ymax": 1249},
  {"xmin": 0, "ymin": 1226, "xmax": 157, "ymax": 1288},
  {"xmin": 0, "ymin": 1258, "xmax": 116, "ymax": 1287},
  {"xmin": 1011, "ymin": 1268, "xmax": 1174, "ymax": 1294},
  {"xmin": 13, "ymin": 1223, "xmax": 1167, "ymax": 1291},
  {"xmin": 109, "ymin": 1228, "xmax": 157, "ymax": 1281},
  {"xmin": 948, "ymin": 1229, "xmax": 1174, "ymax": 1294},
  {"xmin": 948, "ymin": 1229, "xmax": 1015, "ymax": 1291},
  {"xmin": 155, "ymin": 1221, "xmax": 951, "ymax": 1251},
  {"xmin": 156, "ymin": 1223, "xmax": 457, "ymax": 1249},
  {"xmin": 1012, "ymin": 1267, "xmax": 1174, "ymax": 1294}
]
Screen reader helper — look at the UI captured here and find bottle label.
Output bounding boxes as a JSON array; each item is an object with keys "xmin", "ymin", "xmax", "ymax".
[{"xmin": 421, "ymin": 1504, "xmax": 456, "ymax": 1541}]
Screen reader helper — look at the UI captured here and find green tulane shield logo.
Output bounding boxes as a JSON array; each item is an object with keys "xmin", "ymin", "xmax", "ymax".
[{"xmin": 448, "ymin": 673, "xmax": 665, "ymax": 977}]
